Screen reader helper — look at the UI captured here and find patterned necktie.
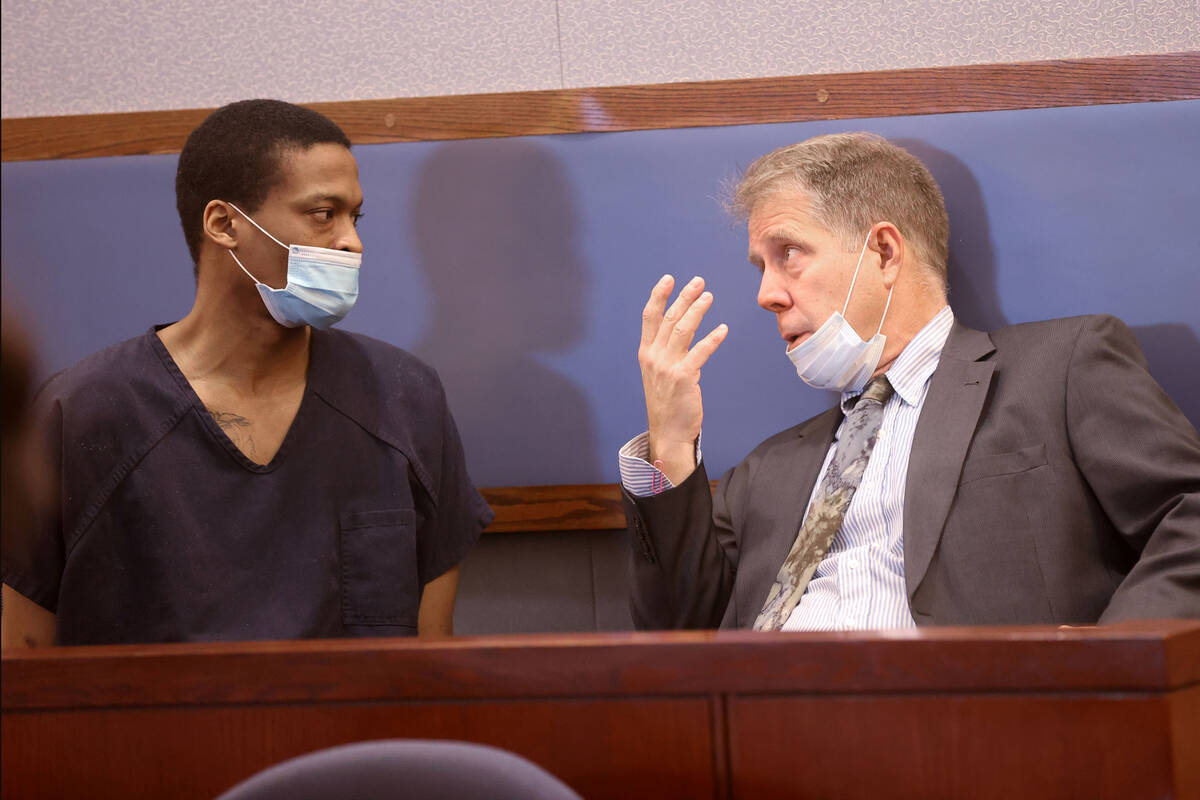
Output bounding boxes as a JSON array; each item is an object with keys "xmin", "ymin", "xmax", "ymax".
[{"xmin": 753, "ymin": 375, "xmax": 895, "ymax": 631}]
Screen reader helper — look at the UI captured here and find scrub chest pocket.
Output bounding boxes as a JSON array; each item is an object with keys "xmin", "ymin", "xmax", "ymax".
[{"xmin": 339, "ymin": 508, "xmax": 419, "ymax": 628}]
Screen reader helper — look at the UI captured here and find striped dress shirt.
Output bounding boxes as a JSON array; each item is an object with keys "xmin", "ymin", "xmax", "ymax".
[{"xmin": 619, "ymin": 305, "xmax": 955, "ymax": 631}]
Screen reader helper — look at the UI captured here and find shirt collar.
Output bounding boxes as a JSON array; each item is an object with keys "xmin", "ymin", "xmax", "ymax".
[{"xmin": 840, "ymin": 305, "xmax": 955, "ymax": 412}]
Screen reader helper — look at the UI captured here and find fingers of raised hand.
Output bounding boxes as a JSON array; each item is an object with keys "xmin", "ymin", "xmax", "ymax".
[
  {"xmin": 666, "ymin": 291, "xmax": 714, "ymax": 353},
  {"xmin": 681, "ymin": 323, "xmax": 729, "ymax": 371},
  {"xmin": 641, "ymin": 274, "xmax": 676, "ymax": 348},
  {"xmin": 654, "ymin": 276, "xmax": 706, "ymax": 349}
]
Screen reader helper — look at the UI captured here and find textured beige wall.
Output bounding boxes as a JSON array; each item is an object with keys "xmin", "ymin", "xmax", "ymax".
[{"xmin": 2, "ymin": 0, "xmax": 1197, "ymax": 117}]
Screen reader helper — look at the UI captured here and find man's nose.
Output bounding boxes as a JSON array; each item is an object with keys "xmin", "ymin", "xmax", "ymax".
[
  {"xmin": 757, "ymin": 270, "xmax": 790, "ymax": 312},
  {"xmin": 335, "ymin": 219, "xmax": 363, "ymax": 254}
]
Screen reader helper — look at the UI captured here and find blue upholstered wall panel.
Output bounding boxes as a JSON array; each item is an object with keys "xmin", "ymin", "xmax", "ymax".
[{"xmin": 3, "ymin": 100, "xmax": 1198, "ymax": 486}]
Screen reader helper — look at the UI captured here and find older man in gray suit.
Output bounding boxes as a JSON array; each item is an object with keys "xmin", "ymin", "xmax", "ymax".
[{"xmin": 619, "ymin": 132, "xmax": 1200, "ymax": 631}]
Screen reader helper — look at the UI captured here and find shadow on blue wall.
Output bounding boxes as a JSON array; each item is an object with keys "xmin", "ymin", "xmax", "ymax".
[
  {"xmin": 895, "ymin": 138, "xmax": 1009, "ymax": 333},
  {"xmin": 894, "ymin": 137, "xmax": 1200, "ymax": 425},
  {"xmin": 407, "ymin": 140, "xmax": 602, "ymax": 486}
]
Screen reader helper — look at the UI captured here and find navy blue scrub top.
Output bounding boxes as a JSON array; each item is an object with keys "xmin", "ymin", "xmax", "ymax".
[{"xmin": 1, "ymin": 327, "xmax": 493, "ymax": 644}]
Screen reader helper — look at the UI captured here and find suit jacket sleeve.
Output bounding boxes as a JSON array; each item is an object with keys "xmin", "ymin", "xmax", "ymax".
[
  {"xmin": 623, "ymin": 462, "xmax": 742, "ymax": 629},
  {"xmin": 1067, "ymin": 316, "xmax": 1200, "ymax": 621}
]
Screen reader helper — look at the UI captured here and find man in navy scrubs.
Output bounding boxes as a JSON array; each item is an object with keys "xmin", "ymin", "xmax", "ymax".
[{"xmin": 1, "ymin": 100, "xmax": 493, "ymax": 646}]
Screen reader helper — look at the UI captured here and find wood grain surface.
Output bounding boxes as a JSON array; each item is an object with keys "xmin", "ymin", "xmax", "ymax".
[
  {"xmin": 3, "ymin": 53, "xmax": 1197, "ymax": 162},
  {"xmin": 4, "ymin": 621, "xmax": 1197, "ymax": 711},
  {"xmin": 480, "ymin": 483, "xmax": 626, "ymax": 532},
  {"xmin": 479, "ymin": 482, "xmax": 721, "ymax": 532},
  {"xmin": 3, "ymin": 623, "xmax": 1197, "ymax": 800},
  {"xmin": 3, "ymin": 698, "xmax": 718, "ymax": 800},
  {"xmin": 727, "ymin": 692, "xmax": 1188, "ymax": 799}
]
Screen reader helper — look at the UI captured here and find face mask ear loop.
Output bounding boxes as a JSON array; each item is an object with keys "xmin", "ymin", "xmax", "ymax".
[
  {"xmin": 841, "ymin": 230, "xmax": 874, "ymax": 317},
  {"xmin": 874, "ymin": 234, "xmax": 902, "ymax": 337},
  {"xmin": 228, "ymin": 250, "xmax": 264, "ymax": 286},
  {"xmin": 876, "ymin": 281, "xmax": 896, "ymax": 337},
  {"xmin": 226, "ymin": 202, "xmax": 288, "ymax": 250}
]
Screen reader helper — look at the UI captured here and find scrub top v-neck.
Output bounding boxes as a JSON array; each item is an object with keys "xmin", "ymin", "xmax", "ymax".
[
  {"xmin": 3, "ymin": 326, "xmax": 492, "ymax": 645},
  {"xmin": 154, "ymin": 330, "xmax": 312, "ymax": 474}
]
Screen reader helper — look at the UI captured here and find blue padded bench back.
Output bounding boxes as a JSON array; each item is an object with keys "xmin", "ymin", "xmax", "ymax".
[{"xmin": 3, "ymin": 99, "xmax": 1198, "ymax": 487}]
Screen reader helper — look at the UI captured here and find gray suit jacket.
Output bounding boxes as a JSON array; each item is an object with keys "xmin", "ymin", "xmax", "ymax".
[{"xmin": 624, "ymin": 315, "xmax": 1200, "ymax": 628}]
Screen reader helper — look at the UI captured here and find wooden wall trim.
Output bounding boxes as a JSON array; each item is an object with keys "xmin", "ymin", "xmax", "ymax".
[
  {"xmin": 481, "ymin": 484, "xmax": 624, "ymax": 533},
  {"xmin": 480, "ymin": 481, "xmax": 720, "ymax": 532},
  {"xmin": 479, "ymin": 481, "xmax": 713, "ymax": 533},
  {"xmin": 3, "ymin": 53, "xmax": 1197, "ymax": 162}
]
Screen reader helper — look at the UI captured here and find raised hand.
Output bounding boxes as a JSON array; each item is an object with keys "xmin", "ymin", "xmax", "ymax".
[{"xmin": 638, "ymin": 274, "xmax": 729, "ymax": 486}]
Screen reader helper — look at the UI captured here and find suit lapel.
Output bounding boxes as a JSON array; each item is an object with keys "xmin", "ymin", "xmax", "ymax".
[
  {"xmin": 738, "ymin": 405, "xmax": 841, "ymax": 626},
  {"xmin": 904, "ymin": 323, "xmax": 996, "ymax": 600}
]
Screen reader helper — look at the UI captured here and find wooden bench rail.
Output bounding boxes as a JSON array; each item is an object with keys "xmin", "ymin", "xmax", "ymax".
[
  {"xmin": 480, "ymin": 482, "xmax": 725, "ymax": 532},
  {"xmin": 481, "ymin": 483, "xmax": 625, "ymax": 532}
]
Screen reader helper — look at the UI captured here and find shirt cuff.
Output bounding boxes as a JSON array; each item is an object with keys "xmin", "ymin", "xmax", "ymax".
[{"xmin": 618, "ymin": 431, "xmax": 702, "ymax": 497}]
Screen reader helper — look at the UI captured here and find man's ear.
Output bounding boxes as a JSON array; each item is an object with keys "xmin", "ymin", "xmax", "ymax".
[
  {"xmin": 868, "ymin": 221, "xmax": 905, "ymax": 289},
  {"xmin": 202, "ymin": 200, "xmax": 238, "ymax": 250}
]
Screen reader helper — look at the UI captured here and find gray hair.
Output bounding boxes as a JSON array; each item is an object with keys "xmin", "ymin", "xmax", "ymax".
[{"xmin": 729, "ymin": 132, "xmax": 950, "ymax": 287}]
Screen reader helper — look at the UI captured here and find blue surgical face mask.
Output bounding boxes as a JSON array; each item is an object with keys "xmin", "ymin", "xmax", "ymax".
[
  {"xmin": 785, "ymin": 230, "xmax": 895, "ymax": 393},
  {"xmin": 226, "ymin": 202, "xmax": 361, "ymax": 329}
]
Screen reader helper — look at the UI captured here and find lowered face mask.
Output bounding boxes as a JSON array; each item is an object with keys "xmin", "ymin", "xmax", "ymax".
[
  {"xmin": 785, "ymin": 231, "xmax": 894, "ymax": 393},
  {"xmin": 226, "ymin": 202, "xmax": 361, "ymax": 329}
]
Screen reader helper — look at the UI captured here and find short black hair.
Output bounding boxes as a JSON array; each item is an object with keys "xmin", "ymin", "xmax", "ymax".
[{"xmin": 175, "ymin": 99, "xmax": 351, "ymax": 269}]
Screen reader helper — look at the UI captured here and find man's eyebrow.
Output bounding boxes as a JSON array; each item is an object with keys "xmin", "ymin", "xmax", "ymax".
[
  {"xmin": 297, "ymin": 192, "xmax": 360, "ymax": 207},
  {"xmin": 762, "ymin": 225, "xmax": 810, "ymax": 246},
  {"xmin": 749, "ymin": 226, "xmax": 812, "ymax": 264}
]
